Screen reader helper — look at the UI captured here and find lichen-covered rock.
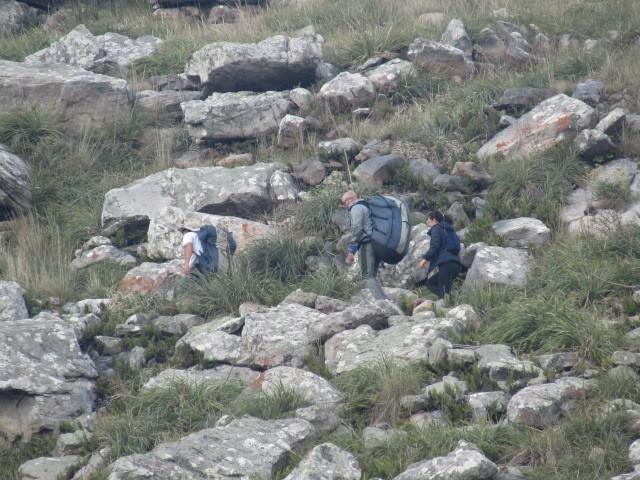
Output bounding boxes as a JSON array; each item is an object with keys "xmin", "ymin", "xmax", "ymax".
[
  {"xmin": 0, "ymin": 281, "xmax": 28, "ymax": 322},
  {"xmin": 284, "ymin": 442, "xmax": 361, "ymax": 480},
  {"xmin": 0, "ymin": 145, "xmax": 32, "ymax": 217},
  {"xmin": 491, "ymin": 217, "xmax": 551, "ymax": 248},
  {"xmin": 318, "ymin": 72, "xmax": 376, "ymax": 111},
  {"xmin": 463, "ymin": 246, "xmax": 533, "ymax": 289}
]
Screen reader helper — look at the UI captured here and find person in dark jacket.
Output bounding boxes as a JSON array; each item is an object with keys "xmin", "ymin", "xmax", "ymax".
[
  {"xmin": 341, "ymin": 190, "xmax": 388, "ymax": 300},
  {"xmin": 418, "ymin": 211, "xmax": 463, "ymax": 299}
]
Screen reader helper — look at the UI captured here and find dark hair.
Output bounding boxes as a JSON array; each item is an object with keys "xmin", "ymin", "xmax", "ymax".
[
  {"xmin": 443, "ymin": 213, "xmax": 454, "ymax": 224},
  {"xmin": 428, "ymin": 210, "xmax": 444, "ymax": 222}
]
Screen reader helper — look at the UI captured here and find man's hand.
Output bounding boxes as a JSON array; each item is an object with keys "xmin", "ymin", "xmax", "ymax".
[
  {"xmin": 346, "ymin": 252, "xmax": 355, "ymax": 264},
  {"xmin": 181, "ymin": 263, "xmax": 190, "ymax": 275},
  {"xmin": 419, "ymin": 259, "xmax": 426, "ymax": 269}
]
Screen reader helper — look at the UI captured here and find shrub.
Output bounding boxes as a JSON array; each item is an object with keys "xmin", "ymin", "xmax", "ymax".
[
  {"xmin": 332, "ymin": 359, "xmax": 431, "ymax": 427},
  {"xmin": 298, "ymin": 267, "xmax": 358, "ymax": 299},
  {"xmin": 593, "ymin": 178, "xmax": 631, "ymax": 210},
  {"xmin": 293, "ymin": 183, "xmax": 343, "ymax": 238},
  {"xmin": 479, "ymin": 292, "xmax": 618, "ymax": 365},
  {"xmin": 0, "ymin": 104, "xmax": 62, "ymax": 155},
  {"xmin": 0, "ymin": 437, "xmax": 56, "ymax": 480}
]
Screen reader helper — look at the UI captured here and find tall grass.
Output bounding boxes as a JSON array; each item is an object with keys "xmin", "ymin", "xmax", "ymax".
[{"xmin": 0, "ymin": 105, "xmax": 62, "ymax": 155}]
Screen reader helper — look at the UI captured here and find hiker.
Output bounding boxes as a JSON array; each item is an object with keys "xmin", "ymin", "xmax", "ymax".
[
  {"xmin": 418, "ymin": 211, "xmax": 463, "ymax": 299},
  {"xmin": 341, "ymin": 190, "xmax": 388, "ymax": 300},
  {"xmin": 179, "ymin": 227, "xmax": 203, "ymax": 275}
]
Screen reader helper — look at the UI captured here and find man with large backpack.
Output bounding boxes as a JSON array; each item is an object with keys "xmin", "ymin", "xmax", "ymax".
[{"xmin": 341, "ymin": 190, "xmax": 388, "ymax": 300}]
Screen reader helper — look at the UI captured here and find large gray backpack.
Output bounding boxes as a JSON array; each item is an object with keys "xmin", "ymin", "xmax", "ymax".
[{"xmin": 366, "ymin": 195, "xmax": 412, "ymax": 264}]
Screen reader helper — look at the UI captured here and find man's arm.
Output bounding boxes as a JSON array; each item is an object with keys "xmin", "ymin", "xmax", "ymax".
[{"xmin": 183, "ymin": 241, "xmax": 193, "ymax": 274}]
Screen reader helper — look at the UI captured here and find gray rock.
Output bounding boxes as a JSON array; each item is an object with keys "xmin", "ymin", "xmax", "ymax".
[
  {"xmin": 463, "ymin": 246, "xmax": 533, "ymax": 289},
  {"xmin": 116, "ymin": 260, "xmax": 182, "ymax": 298},
  {"xmin": 133, "ymin": 89, "xmax": 201, "ymax": 119},
  {"xmin": 393, "ymin": 440, "xmax": 497, "ymax": 480},
  {"xmin": 432, "ymin": 174, "xmax": 468, "ymax": 192},
  {"xmin": 440, "ymin": 19, "xmax": 472, "ymax": 60},
  {"xmin": 492, "ymin": 217, "xmax": 551, "ymax": 248},
  {"xmin": 176, "ymin": 327, "xmax": 252, "ymax": 366},
  {"xmin": 0, "ymin": 145, "xmax": 32, "ymax": 216},
  {"xmin": 289, "ymin": 87, "xmax": 314, "ymax": 111},
  {"xmin": 182, "ymin": 91, "xmax": 291, "ymax": 143},
  {"xmin": 407, "ymin": 38, "xmax": 475, "ymax": 78},
  {"xmin": 108, "ymin": 417, "xmax": 315, "ymax": 479},
  {"xmin": 102, "ymin": 163, "xmax": 282, "ymax": 232},
  {"xmin": 477, "ymin": 94, "xmax": 596, "ymax": 159},
  {"xmin": 408, "ymin": 158, "xmax": 441, "ymax": 182},
  {"xmin": 283, "ymin": 443, "xmax": 361, "ymax": 480},
  {"xmin": 0, "ymin": 280, "xmax": 28, "ymax": 322},
  {"xmin": 352, "ymin": 154, "xmax": 405, "ymax": 187},
  {"xmin": 18, "ymin": 455, "xmax": 82, "ymax": 480},
  {"xmin": 154, "ymin": 313, "xmax": 205, "ymax": 335},
  {"xmin": 574, "ymin": 129, "xmax": 615, "ymax": 162},
  {"xmin": 612, "ymin": 351, "xmax": 640, "ymax": 367},
  {"xmin": 0, "ymin": 61, "xmax": 132, "ymax": 134},
  {"xmin": 292, "ymin": 157, "xmax": 327, "ymax": 186},
  {"xmin": 573, "ymin": 79, "xmax": 602, "ymax": 105},
  {"xmin": 451, "ymin": 161, "xmax": 491, "ymax": 189},
  {"xmin": 185, "ymin": 29, "xmax": 323, "ymax": 94},
  {"xmin": 318, "ymin": 72, "xmax": 376, "ymax": 111},
  {"xmin": 474, "ymin": 28, "xmax": 507, "ymax": 64},
  {"xmin": 317, "ymin": 138, "xmax": 361, "ymax": 160},
  {"xmin": 53, "ymin": 430, "xmax": 88, "ymax": 456},
  {"xmin": 142, "ymin": 366, "xmax": 258, "ymax": 390},
  {"xmin": 0, "ymin": 318, "xmax": 97, "ymax": 443},
  {"xmin": 364, "ymin": 59, "xmax": 417, "ymax": 91},
  {"xmin": 0, "ymin": 1, "xmax": 43, "ymax": 36},
  {"xmin": 506, "ymin": 377, "xmax": 594, "ymax": 428},
  {"xmin": 71, "ymin": 245, "xmax": 137, "ymax": 270},
  {"xmin": 595, "ymin": 107, "xmax": 626, "ymax": 136},
  {"xmin": 468, "ymin": 391, "xmax": 511, "ymax": 421},
  {"xmin": 492, "ymin": 87, "xmax": 556, "ymax": 112},
  {"xmin": 25, "ymin": 24, "xmax": 164, "ymax": 78},
  {"xmin": 278, "ymin": 114, "xmax": 307, "ymax": 148},
  {"xmin": 95, "ymin": 336, "xmax": 124, "ymax": 356}
]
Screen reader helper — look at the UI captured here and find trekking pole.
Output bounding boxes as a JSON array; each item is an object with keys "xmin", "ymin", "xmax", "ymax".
[{"xmin": 343, "ymin": 151, "xmax": 353, "ymax": 186}]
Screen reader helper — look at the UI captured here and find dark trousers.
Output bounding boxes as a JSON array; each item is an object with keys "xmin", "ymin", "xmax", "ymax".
[
  {"xmin": 426, "ymin": 261, "xmax": 462, "ymax": 299},
  {"xmin": 359, "ymin": 242, "xmax": 387, "ymax": 300}
]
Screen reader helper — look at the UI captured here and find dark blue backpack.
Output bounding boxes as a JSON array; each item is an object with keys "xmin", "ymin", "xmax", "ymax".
[{"xmin": 444, "ymin": 228, "xmax": 461, "ymax": 255}]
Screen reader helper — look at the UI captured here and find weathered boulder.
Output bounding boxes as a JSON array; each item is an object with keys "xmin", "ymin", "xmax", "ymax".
[
  {"xmin": 176, "ymin": 327, "xmax": 252, "ymax": 366},
  {"xmin": 407, "ymin": 38, "xmax": 475, "ymax": 77},
  {"xmin": 477, "ymin": 94, "xmax": 596, "ymax": 159},
  {"xmin": 0, "ymin": 318, "xmax": 97, "ymax": 443},
  {"xmin": 18, "ymin": 456, "xmax": 82, "ymax": 480},
  {"xmin": 440, "ymin": 19, "xmax": 472, "ymax": 60},
  {"xmin": 146, "ymin": 206, "xmax": 275, "ymax": 261},
  {"xmin": 0, "ymin": 280, "xmax": 29, "ymax": 322},
  {"xmin": 506, "ymin": 32, "xmax": 538, "ymax": 66},
  {"xmin": 492, "ymin": 217, "xmax": 551, "ymax": 248},
  {"xmin": 506, "ymin": 377, "xmax": 594, "ymax": 428},
  {"xmin": 393, "ymin": 440, "xmax": 497, "ymax": 480},
  {"xmin": 0, "ymin": 1, "xmax": 42, "ymax": 36},
  {"xmin": 117, "ymin": 260, "xmax": 182, "ymax": 298},
  {"xmin": 25, "ymin": 24, "xmax": 164, "ymax": 78},
  {"xmin": 317, "ymin": 138, "xmax": 361, "ymax": 160},
  {"xmin": 352, "ymin": 153, "xmax": 405, "ymax": 187},
  {"xmin": 473, "ymin": 28, "xmax": 507, "ymax": 64},
  {"xmin": 0, "ymin": 61, "xmax": 132, "ymax": 134},
  {"xmin": 364, "ymin": 59, "xmax": 417, "ymax": 91},
  {"xmin": 182, "ymin": 91, "xmax": 291, "ymax": 143},
  {"xmin": 377, "ymin": 223, "xmax": 433, "ymax": 287},
  {"xmin": 101, "ymin": 163, "xmax": 283, "ymax": 233},
  {"xmin": 468, "ymin": 391, "xmax": 511, "ymax": 421},
  {"xmin": 324, "ymin": 314, "xmax": 465, "ymax": 375},
  {"xmin": 185, "ymin": 28, "xmax": 323, "ymax": 94},
  {"xmin": 596, "ymin": 107, "xmax": 626, "ymax": 136},
  {"xmin": 284, "ymin": 443, "xmax": 361, "ymax": 480},
  {"xmin": 243, "ymin": 300, "xmax": 400, "ymax": 369},
  {"xmin": 572, "ymin": 78, "xmax": 602, "ymax": 105},
  {"xmin": 491, "ymin": 87, "xmax": 556, "ymax": 112},
  {"xmin": 107, "ymin": 417, "xmax": 315, "ymax": 479},
  {"xmin": 574, "ymin": 128, "xmax": 615, "ymax": 162},
  {"xmin": 133, "ymin": 89, "xmax": 201, "ymax": 119},
  {"xmin": 278, "ymin": 114, "xmax": 307, "ymax": 148},
  {"xmin": 451, "ymin": 161, "xmax": 491, "ymax": 189},
  {"xmin": 143, "ymin": 365, "xmax": 258, "ymax": 390},
  {"xmin": 318, "ymin": 72, "xmax": 376, "ymax": 111},
  {"xmin": 250, "ymin": 366, "xmax": 343, "ymax": 408},
  {"xmin": 71, "ymin": 245, "xmax": 137, "ymax": 270},
  {"xmin": 292, "ymin": 157, "xmax": 327, "ymax": 186},
  {"xmin": 463, "ymin": 246, "xmax": 533, "ymax": 289}
]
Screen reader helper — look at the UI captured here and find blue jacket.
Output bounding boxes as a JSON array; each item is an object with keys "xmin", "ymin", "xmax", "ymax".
[
  {"xmin": 346, "ymin": 199, "xmax": 373, "ymax": 254},
  {"xmin": 422, "ymin": 221, "xmax": 462, "ymax": 273}
]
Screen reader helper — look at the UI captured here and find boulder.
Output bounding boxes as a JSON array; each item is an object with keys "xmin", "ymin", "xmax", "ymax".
[
  {"xmin": 133, "ymin": 89, "xmax": 202, "ymax": 119},
  {"xmin": 0, "ymin": 317, "xmax": 97, "ymax": 443},
  {"xmin": 451, "ymin": 161, "xmax": 491, "ymax": 189},
  {"xmin": 284, "ymin": 443, "xmax": 361, "ymax": 480},
  {"xmin": 492, "ymin": 87, "xmax": 556, "ymax": 112},
  {"xmin": 146, "ymin": 206, "xmax": 275, "ymax": 261},
  {"xmin": 277, "ymin": 114, "xmax": 307, "ymax": 148},
  {"xmin": 0, "ymin": 60, "xmax": 133, "ymax": 134},
  {"xmin": 0, "ymin": 144, "xmax": 32, "ymax": 217},
  {"xmin": 143, "ymin": 366, "xmax": 258, "ymax": 390},
  {"xmin": 506, "ymin": 377, "xmax": 594, "ymax": 428},
  {"xmin": 595, "ymin": 107, "xmax": 626, "ymax": 136},
  {"xmin": 116, "ymin": 260, "xmax": 182, "ymax": 298},
  {"xmin": 352, "ymin": 154, "xmax": 405, "ymax": 187},
  {"xmin": 101, "ymin": 163, "xmax": 282, "ymax": 233},
  {"xmin": 108, "ymin": 417, "xmax": 315, "ymax": 479},
  {"xmin": 318, "ymin": 72, "xmax": 376, "ymax": 111},
  {"xmin": 25, "ymin": 24, "xmax": 164, "ymax": 78},
  {"xmin": 364, "ymin": 59, "xmax": 417, "ymax": 91},
  {"xmin": 0, "ymin": 280, "xmax": 29, "ymax": 322},
  {"xmin": 463, "ymin": 246, "xmax": 533, "ymax": 289},
  {"xmin": 440, "ymin": 19, "xmax": 472, "ymax": 60},
  {"xmin": 317, "ymin": 138, "xmax": 361, "ymax": 160},
  {"xmin": 407, "ymin": 38, "xmax": 475, "ymax": 78},
  {"xmin": 393, "ymin": 440, "xmax": 497, "ymax": 480},
  {"xmin": 492, "ymin": 217, "xmax": 551, "ymax": 248},
  {"xmin": 0, "ymin": 1, "xmax": 42, "ymax": 36},
  {"xmin": 477, "ymin": 94, "xmax": 596, "ymax": 159},
  {"xmin": 181, "ymin": 91, "xmax": 291, "ymax": 143},
  {"xmin": 71, "ymin": 245, "xmax": 137, "ymax": 270},
  {"xmin": 292, "ymin": 157, "xmax": 327, "ymax": 186},
  {"xmin": 185, "ymin": 28, "xmax": 323, "ymax": 94},
  {"xmin": 18, "ymin": 456, "xmax": 82, "ymax": 480},
  {"xmin": 572, "ymin": 78, "xmax": 602, "ymax": 105},
  {"xmin": 574, "ymin": 129, "xmax": 615, "ymax": 162},
  {"xmin": 473, "ymin": 28, "xmax": 507, "ymax": 64}
]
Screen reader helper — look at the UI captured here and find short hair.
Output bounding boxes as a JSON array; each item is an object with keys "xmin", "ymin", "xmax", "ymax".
[
  {"xmin": 341, "ymin": 190, "xmax": 357, "ymax": 203},
  {"xmin": 428, "ymin": 210, "xmax": 444, "ymax": 222},
  {"xmin": 178, "ymin": 226, "xmax": 194, "ymax": 234}
]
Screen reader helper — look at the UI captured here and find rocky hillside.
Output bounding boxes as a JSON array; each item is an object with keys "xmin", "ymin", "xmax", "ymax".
[{"xmin": 2, "ymin": 0, "xmax": 640, "ymax": 479}]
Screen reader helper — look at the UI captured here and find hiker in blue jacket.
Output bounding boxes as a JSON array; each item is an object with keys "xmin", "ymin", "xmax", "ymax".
[
  {"xmin": 418, "ymin": 211, "xmax": 463, "ymax": 299},
  {"xmin": 341, "ymin": 190, "xmax": 388, "ymax": 300}
]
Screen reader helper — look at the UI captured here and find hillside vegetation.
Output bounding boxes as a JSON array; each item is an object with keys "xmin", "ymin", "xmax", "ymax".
[{"xmin": 2, "ymin": 0, "xmax": 640, "ymax": 479}]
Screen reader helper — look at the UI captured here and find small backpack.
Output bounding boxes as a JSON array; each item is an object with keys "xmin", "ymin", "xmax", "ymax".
[
  {"xmin": 195, "ymin": 225, "xmax": 237, "ymax": 273},
  {"xmin": 366, "ymin": 195, "xmax": 412, "ymax": 265},
  {"xmin": 443, "ymin": 228, "xmax": 461, "ymax": 255}
]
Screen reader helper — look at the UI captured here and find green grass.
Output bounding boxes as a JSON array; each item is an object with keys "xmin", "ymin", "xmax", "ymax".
[
  {"xmin": 292, "ymin": 183, "xmax": 344, "ymax": 238},
  {"xmin": 0, "ymin": 438, "xmax": 56, "ymax": 480},
  {"xmin": 0, "ymin": 104, "xmax": 62, "ymax": 155},
  {"xmin": 233, "ymin": 383, "xmax": 312, "ymax": 420}
]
